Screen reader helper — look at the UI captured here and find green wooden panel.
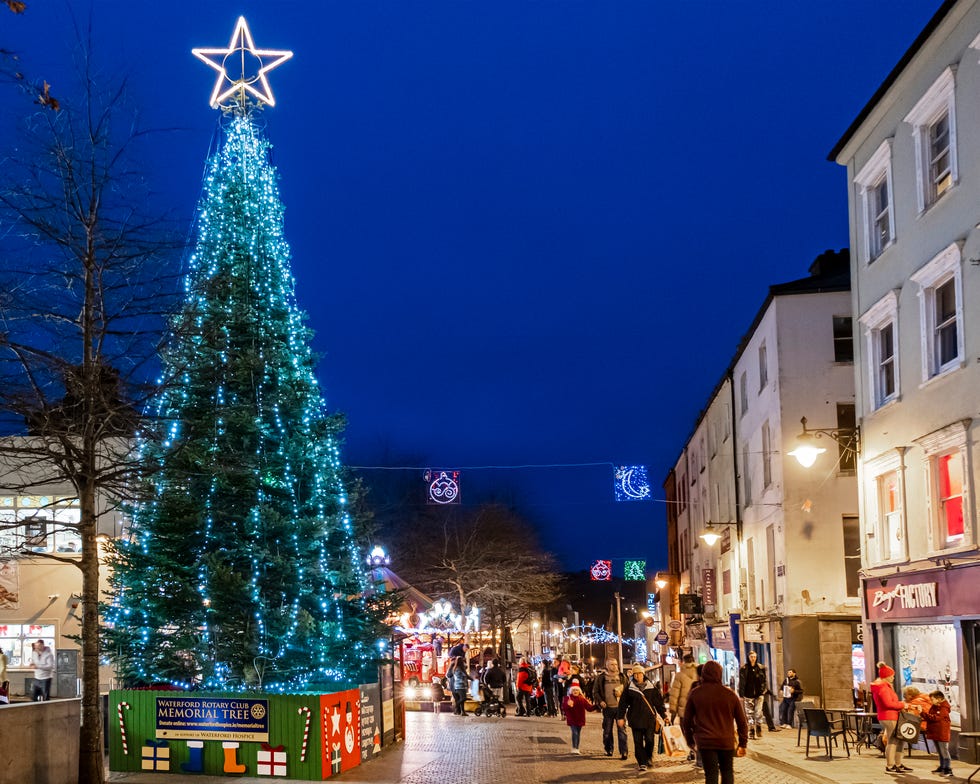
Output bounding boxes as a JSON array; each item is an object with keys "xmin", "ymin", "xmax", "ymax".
[{"xmin": 108, "ymin": 690, "xmax": 332, "ymax": 779}]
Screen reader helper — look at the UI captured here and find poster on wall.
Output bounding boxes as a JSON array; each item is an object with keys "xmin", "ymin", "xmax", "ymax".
[
  {"xmin": 359, "ymin": 683, "xmax": 382, "ymax": 761},
  {"xmin": 0, "ymin": 561, "xmax": 19, "ymax": 609},
  {"xmin": 380, "ymin": 665, "xmax": 395, "ymax": 745}
]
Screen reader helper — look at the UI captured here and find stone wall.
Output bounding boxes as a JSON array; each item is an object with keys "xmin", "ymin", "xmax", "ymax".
[{"xmin": 0, "ymin": 699, "xmax": 80, "ymax": 784}]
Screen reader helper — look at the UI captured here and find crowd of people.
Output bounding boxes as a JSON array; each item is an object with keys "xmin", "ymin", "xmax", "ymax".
[{"xmin": 421, "ymin": 648, "xmax": 956, "ymax": 783}]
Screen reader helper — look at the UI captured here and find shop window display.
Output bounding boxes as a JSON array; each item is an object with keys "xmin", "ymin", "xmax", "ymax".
[{"xmin": 897, "ymin": 623, "xmax": 959, "ymax": 725}]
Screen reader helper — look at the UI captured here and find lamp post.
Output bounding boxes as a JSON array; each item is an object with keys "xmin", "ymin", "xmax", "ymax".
[
  {"xmin": 699, "ymin": 521, "xmax": 739, "ymax": 547},
  {"xmin": 788, "ymin": 416, "xmax": 860, "ymax": 468},
  {"xmin": 614, "ymin": 592, "xmax": 624, "ymax": 670}
]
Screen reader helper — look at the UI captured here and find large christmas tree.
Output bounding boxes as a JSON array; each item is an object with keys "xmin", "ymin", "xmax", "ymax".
[{"xmin": 105, "ymin": 20, "xmax": 377, "ymax": 691}]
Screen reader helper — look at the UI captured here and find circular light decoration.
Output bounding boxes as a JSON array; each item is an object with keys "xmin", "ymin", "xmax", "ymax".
[
  {"xmin": 425, "ymin": 469, "xmax": 460, "ymax": 505},
  {"xmin": 590, "ymin": 559, "xmax": 613, "ymax": 581},
  {"xmin": 615, "ymin": 465, "xmax": 652, "ymax": 501}
]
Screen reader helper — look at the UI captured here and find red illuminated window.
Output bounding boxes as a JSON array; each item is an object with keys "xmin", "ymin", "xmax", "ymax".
[{"xmin": 938, "ymin": 452, "xmax": 964, "ymax": 544}]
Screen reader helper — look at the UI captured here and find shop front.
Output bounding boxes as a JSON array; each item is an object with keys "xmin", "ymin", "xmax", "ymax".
[
  {"xmin": 707, "ymin": 618, "xmax": 740, "ymax": 689},
  {"xmin": 863, "ymin": 565, "xmax": 980, "ymax": 761}
]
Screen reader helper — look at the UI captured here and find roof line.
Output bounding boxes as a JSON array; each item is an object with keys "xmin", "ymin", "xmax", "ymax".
[{"xmin": 827, "ymin": 0, "xmax": 958, "ymax": 162}]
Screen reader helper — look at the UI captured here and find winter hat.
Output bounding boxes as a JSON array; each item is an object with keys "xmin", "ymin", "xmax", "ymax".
[
  {"xmin": 631, "ymin": 662, "xmax": 646, "ymax": 675},
  {"xmin": 878, "ymin": 663, "xmax": 895, "ymax": 678},
  {"xmin": 569, "ymin": 685, "xmax": 582, "ymax": 695}
]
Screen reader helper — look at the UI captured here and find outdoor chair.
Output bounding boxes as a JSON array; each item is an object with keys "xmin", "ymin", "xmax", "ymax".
[
  {"xmin": 795, "ymin": 699, "xmax": 815, "ymax": 747},
  {"xmin": 804, "ymin": 708, "xmax": 850, "ymax": 759}
]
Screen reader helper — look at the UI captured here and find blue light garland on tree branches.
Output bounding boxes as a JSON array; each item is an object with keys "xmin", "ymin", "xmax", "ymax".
[{"xmin": 104, "ymin": 110, "xmax": 381, "ymax": 691}]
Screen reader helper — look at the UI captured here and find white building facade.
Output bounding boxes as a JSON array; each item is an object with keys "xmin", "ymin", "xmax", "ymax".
[
  {"xmin": 666, "ymin": 252, "xmax": 862, "ymax": 707},
  {"xmin": 831, "ymin": 0, "xmax": 980, "ymax": 748}
]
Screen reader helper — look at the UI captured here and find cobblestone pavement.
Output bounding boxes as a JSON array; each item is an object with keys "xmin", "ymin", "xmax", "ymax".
[{"xmin": 109, "ymin": 711, "xmax": 980, "ymax": 783}]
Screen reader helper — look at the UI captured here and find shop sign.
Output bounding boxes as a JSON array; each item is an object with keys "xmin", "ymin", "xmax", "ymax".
[
  {"xmin": 703, "ymin": 569, "xmax": 716, "ymax": 607},
  {"xmin": 685, "ymin": 620, "xmax": 706, "ymax": 640},
  {"xmin": 741, "ymin": 621, "xmax": 769, "ymax": 643},
  {"xmin": 667, "ymin": 619, "xmax": 683, "ymax": 631},
  {"xmin": 708, "ymin": 624, "xmax": 734, "ymax": 652},
  {"xmin": 155, "ymin": 696, "xmax": 269, "ymax": 742},
  {"xmin": 871, "ymin": 581, "xmax": 938, "ymax": 613}
]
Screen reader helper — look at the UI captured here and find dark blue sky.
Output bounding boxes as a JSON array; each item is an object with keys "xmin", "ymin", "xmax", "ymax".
[{"xmin": 3, "ymin": 2, "xmax": 938, "ymax": 572}]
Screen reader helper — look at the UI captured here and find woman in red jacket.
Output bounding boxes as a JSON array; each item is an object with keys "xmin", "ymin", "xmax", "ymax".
[{"xmin": 870, "ymin": 662, "xmax": 910, "ymax": 774}]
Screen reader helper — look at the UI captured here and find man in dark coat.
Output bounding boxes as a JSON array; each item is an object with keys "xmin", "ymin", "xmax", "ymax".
[
  {"xmin": 592, "ymin": 659, "xmax": 629, "ymax": 758},
  {"xmin": 737, "ymin": 650, "xmax": 767, "ymax": 739},
  {"xmin": 616, "ymin": 663, "xmax": 667, "ymax": 771},
  {"xmin": 683, "ymin": 660, "xmax": 748, "ymax": 784},
  {"xmin": 778, "ymin": 669, "xmax": 803, "ymax": 728}
]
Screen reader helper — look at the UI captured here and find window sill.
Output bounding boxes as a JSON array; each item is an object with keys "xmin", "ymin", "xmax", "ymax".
[
  {"xmin": 866, "ymin": 238, "xmax": 896, "ymax": 266},
  {"xmin": 916, "ymin": 182, "xmax": 958, "ymax": 220},
  {"xmin": 926, "ymin": 542, "xmax": 976, "ymax": 559},
  {"xmin": 918, "ymin": 360, "xmax": 965, "ymax": 391},
  {"xmin": 870, "ymin": 395, "xmax": 902, "ymax": 415}
]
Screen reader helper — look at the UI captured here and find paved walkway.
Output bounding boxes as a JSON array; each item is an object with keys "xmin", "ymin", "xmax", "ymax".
[{"xmin": 108, "ymin": 711, "xmax": 980, "ymax": 783}]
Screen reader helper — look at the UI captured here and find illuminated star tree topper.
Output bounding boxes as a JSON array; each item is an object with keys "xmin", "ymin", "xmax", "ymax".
[{"xmin": 192, "ymin": 16, "xmax": 293, "ymax": 110}]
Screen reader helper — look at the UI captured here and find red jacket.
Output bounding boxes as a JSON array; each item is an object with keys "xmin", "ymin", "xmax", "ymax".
[
  {"xmin": 924, "ymin": 701, "xmax": 951, "ymax": 742},
  {"xmin": 516, "ymin": 666, "xmax": 535, "ymax": 694},
  {"xmin": 564, "ymin": 692, "xmax": 595, "ymax": 727},
  {"xmin": 870, "ymin": 680, "xmax": 904, "ymax": 722}
]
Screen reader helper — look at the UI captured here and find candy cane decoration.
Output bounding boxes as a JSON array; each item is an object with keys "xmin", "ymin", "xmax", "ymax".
[
  {"xmin": 117, "ymin": 701, "xmax": 132, "ymax": 755},
  {"xmin": 298, "ymin": 706, "xmax": 312, "ymax": 762}
]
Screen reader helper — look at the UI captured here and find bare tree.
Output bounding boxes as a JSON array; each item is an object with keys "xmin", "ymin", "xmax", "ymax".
[
  {"xmin": 390, "ymin": 503, "xmax": 563, "ymax": 654},
  {"xmin": 0, "ymin": 38, "xmax": 180, "ymax": 784}
]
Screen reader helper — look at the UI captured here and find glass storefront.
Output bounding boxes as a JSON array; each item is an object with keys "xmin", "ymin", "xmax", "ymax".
[{"xmin": 896, "ymin": 622, "xmax": 960, "ymax": 725}]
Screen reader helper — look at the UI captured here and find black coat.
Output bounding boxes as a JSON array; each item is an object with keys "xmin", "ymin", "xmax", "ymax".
[
  {"xmin": 738, "ymin": 662, "xmax": 767, "ymax": 699},
  {"xmin": 615, "ymin": 678, "xmax": 666, "ymax": 730}
]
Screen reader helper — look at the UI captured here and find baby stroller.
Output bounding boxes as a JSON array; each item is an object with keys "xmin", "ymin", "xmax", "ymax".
[
  {"xmin": 474, "ymin": 683, "xmax": 507, "ymax": 717},
  {"xmin": 531, "ymin": 686, "xmax": 547, "ymax": 716}
]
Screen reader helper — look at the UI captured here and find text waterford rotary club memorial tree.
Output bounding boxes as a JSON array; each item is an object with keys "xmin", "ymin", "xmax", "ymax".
[{"xmin": 106, "ymin": 18, "xmax": 379, "ymax": 691}]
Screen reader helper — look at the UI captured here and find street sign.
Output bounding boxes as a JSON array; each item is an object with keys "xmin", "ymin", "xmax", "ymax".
[
  {"xmin": 667, "ymin": 620, "xmax": 682, "ymax": 631},
  {"xmin": 655, "ymin": 630, "xmax": 669, "ymax": 645}
]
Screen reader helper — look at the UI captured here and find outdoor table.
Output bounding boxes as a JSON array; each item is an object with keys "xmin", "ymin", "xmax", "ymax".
[
  {"xmin": 960, "ymin": 731, "xmax": 980, "ymax": 783},
  {"xmin": 844, "ymin": 710, "xmax": 878, "ymax": 753}
]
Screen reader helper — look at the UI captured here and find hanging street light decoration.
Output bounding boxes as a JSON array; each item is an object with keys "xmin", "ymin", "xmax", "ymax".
[
  {"xmin": 424, "ymin": 469, "xmax": 461, "ymax": 504},
  {"xmin": 614, "ymin": 465, "xmax": 652, "ymax": 501},
  {"xmin": 624, "ymin": 560, "xmax": 646, "ymax": 581},
  {"xmin": 590, "ymin": 559, "xmax": 613, "ymax": 581}
]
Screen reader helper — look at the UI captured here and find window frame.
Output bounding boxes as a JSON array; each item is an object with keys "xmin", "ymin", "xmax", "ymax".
[
  {"xmin": 863, "ymin": 448, "xmax": 908, "ymax": 565},
  {"xmin": 854, "ymin": 139, "xmax": 895, "ymax": 262},
  {"xmin": 914, "ymin": 421, "xmax": 974, "ymax": 554},
  {"xmin": 833, "ymin": 315, "xmax": 854, "ymax": 363},
  {"xmin": 758, "ymin": 342, "xmax": 768, "ymax": 392},
  {"xmin": 859, "ymin": 290, "xmax": 900, "ymax": 411},
  {"xmin": 0, "ymin": 495, "xmax": 82, "ymax": 555},
  {"xmin": 910, "ymin": 242, "xmax": 964, "ymax": 382},
  {"xmin": 761, "ymin": 421, "xmax": 772, "ymax": 489},
  {"xmin": 904, "ymin": 67, "xmax": 958, "ymax": 214}
]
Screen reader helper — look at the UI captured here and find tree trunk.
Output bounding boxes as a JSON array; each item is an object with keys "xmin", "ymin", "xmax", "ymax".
[{"xmin": 78, "ymin": 477, "xmax": 104, "ymax": 784}]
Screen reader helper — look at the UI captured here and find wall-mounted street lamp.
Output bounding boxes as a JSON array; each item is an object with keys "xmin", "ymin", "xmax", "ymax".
[
  {"xmin": 700, "ymin": 521, "xmax": 738, "ymax": 546},
  {"xmin": 787, "ymin": 416, "xmax": 861, "ymax": 468}
]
